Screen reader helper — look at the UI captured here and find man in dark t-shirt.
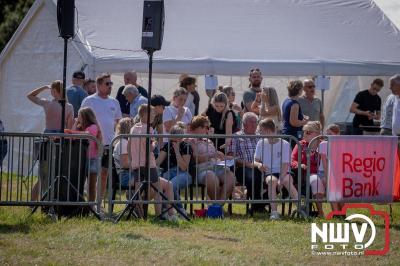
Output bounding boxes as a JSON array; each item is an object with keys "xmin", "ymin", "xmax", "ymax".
[{"xmin": 350, "ymin": 78, "xmax": 383, "ymax": 135}]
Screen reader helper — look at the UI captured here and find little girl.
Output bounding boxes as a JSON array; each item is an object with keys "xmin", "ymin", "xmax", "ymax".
[{"xmin": 72, "ymin": 107, "xmax": 102, "ymax": 203}]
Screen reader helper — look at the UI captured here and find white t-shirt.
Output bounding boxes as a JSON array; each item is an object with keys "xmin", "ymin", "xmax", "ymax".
[
  {"xmin": 184, "ymin": 93, "xmax": 196, "ymax": 116},
  {"xmin": 113, "ymin": 138, "xmax": 128, "ymax": 172},
  {"xmin": 392, "ymin": 96, "xmax": 400, "ymax": 135},
  {"xmin": 163, "ymin": 105, "xmax": 193, "ymax": 126},
  {"xmin": 254, "ymin": 139, "xmax": 290, "ymax": 174},
  {"xmin": 318, "ymin": 141, "xmax": 328, "ymax": 172},
  {"xmin": 81, "ymin": 94, "xmax": 122, "ymax": 145}
]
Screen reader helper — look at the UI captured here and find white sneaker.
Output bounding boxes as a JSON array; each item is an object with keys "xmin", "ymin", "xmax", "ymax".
[{"xmin": 270, "ymin": 211, "xmax": 281, "ymax": 221}]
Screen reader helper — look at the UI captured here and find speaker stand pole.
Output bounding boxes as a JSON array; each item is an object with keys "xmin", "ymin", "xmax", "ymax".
[
  {"xmin": 60, "ymin": 37, "xmax": 68, "ymax": 132},
  {"xmin": 143, "ymin": 50, "xmax": 154, "ymax": 219}
]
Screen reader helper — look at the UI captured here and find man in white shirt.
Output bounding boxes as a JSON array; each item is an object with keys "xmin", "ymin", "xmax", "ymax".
[
  {"xmin": 81, "ymin": 73, "xmax": 122, "ymax": 204},
  {"xmin": 386, "ymin": 74, "xmax": 400, "ymax": 136}
]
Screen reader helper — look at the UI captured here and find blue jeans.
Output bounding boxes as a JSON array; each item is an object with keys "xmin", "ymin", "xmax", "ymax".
[{"xmin": 163, "ymin": 167, "xmax": 192, "ymax": 209}]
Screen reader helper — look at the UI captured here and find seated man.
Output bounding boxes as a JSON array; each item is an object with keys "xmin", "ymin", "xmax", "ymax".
[
  {"xmin": 227, "ymin": 112, "xmax": 266, "ymax": 213},
  {"xmin": 254, "ymin": 118, "xmax": 299, "ymax": 220}
]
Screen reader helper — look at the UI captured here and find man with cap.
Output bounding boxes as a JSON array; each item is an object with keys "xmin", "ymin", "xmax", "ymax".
[
  {"xmin": 122, "ymin": 84, "xmax": 148, "ymax": 118},
  {"xmin": 67, "ymin": 71, "xmax": 88, "ymax": 117},
  {"xmin": 151, "ymin": 94, "xmax": 170, "ymax": 133}
]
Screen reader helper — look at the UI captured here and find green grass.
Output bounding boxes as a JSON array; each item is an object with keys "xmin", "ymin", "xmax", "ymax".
[
  {"xmin": 0, "ymin": 203, "xmax": 399, "ymax": 265},
  {"xmin": 1, "ymin": 173, "xmax": 400, "ymax": 265}
]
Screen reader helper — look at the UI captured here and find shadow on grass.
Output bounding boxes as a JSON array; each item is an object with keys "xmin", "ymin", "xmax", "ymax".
[
  {"xmin": 0, "ymin": 222, "xmax": 31, "ymax": 234},
  {"xmin": 123, "ymin": 232, "xmax": 150, "ymax": 241},
  {"xmin": 203, "ymin": 234, "xmax": 240, "ymax": 242}
]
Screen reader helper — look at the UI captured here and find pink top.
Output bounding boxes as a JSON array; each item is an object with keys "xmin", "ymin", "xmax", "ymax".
[
  {"xmin": 187, "ymin": 138, "xmax": 218, "ymax": 165},
  {"xmin": 86, "ymin": 124, "xmax": 99, "ymax": 159},
  {"xmin": 130, "ymin": 122, "xmax": 156, "ymax": 169}
]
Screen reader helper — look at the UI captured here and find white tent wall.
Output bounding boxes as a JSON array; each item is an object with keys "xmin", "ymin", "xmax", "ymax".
[{"xmin": 0, "ymin": 1, "xmax": 87, "ymax": 133}]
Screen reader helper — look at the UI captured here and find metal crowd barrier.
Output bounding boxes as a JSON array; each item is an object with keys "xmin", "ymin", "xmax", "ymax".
[
  {"xmin": 0, "ymin": 132, "xmax": 102, "ymax": 216},
  {"xmin": 106, "ymin": 133, "xmax": 306, "ymax": 218}
]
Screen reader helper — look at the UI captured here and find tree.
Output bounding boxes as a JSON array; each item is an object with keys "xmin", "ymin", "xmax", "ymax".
[{"xmin": 0, "ymin": 0, "xmax": 35, "ymax": 53}]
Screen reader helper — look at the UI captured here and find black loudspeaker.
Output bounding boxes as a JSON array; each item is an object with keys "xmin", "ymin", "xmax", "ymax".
[
  {"xmin": 141, "ymin": 0, "xmax": 164, "ymax": 51},
  {"xmin": 57, "ymin": 0, "xmax": 75, "ymax": 39}
]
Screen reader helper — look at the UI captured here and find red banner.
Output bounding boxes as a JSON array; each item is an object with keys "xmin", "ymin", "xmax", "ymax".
[{"xmin": 327, "ymin": 136, "xmax": 398, "ymax": 203}]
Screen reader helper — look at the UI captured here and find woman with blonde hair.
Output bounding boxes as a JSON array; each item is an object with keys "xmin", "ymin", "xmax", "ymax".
[
  {"xmin": 27, "ymin": 80, "xmax": 74, "ymax": 132},
  {"xmin": 251, "ymin": 87, "xmax": 282, "ymax": 131},
  {"xmin": 219, "ymin": 86, "xmax": 243, "ymax": 132}
]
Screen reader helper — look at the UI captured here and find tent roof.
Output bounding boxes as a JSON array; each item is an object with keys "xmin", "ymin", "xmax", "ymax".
[{"xmin": 2, "ymin": 0, "xmax": 400, "ymax": 76}]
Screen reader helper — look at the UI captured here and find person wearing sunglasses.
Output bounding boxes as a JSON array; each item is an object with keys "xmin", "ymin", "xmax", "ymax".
[
  {"xmin": 81, "ymin": 73, "xmax": 122, "ymax": 206},
  {"xmin": 187, "ymin": 115, "xmax": 235, "ymax": 201},
  {"xmin": 297, "ymin": 79, "xmax": 325, "ymax": 129},
  {"xmin": 350, "ymin": 78, "xmax": 383, "ymax": 135},
  {"xmin": 291, "ymin": 121, "xmax": 325, "ymax": 217}
]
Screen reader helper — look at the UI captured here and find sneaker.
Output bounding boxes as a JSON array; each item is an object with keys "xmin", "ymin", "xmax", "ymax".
[{"xmin": 270, "ymin": 211, "xmax": 281, "ymax": 221}]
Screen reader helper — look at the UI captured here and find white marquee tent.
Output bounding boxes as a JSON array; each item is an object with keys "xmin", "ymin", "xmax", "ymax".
[{"xmin": 1, "ymin": 0, "xmax": 400, "ymax": 132}]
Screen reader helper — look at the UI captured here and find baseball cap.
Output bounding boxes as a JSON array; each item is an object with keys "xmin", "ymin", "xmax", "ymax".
[
  {"xmin": 151, "ymin": 95, "xmax": 170, "ymax": 107},
  {"xmin": 73, "ymin": 71, "xmax": 85, "ymax": 79}
]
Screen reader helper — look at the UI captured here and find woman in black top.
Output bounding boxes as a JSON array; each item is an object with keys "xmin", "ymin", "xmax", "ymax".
[{"xmin": 202, "ymin": 91, "xmax": 236, "ymax": 151}]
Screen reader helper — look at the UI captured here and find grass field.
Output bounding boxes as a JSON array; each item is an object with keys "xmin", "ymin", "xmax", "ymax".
[{"xmin": 0, "ymin": 203, "xmax": 399, "ymax": 265}]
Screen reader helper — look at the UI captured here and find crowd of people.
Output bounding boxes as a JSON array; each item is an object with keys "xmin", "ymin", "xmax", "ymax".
[{"xmin": 17, "ymin": 68, "xmax": 400, "ymax": 220}]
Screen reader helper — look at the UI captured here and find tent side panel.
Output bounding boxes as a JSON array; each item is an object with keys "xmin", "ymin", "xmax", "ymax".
[{"xmin": 0, "ymin": 4, "xmax": 85, "ymax": 133}]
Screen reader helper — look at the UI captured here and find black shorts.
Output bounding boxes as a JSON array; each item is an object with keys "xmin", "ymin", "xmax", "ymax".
[
  {"xmin": 137, "ymin": 167, "xmax": 159, "ymax": 183},
  {"xmin": 101, "ymin": 146, "xmax": 110, "ymax": 168}
]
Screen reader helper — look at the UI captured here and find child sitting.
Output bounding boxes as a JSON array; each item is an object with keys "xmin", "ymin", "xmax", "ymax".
[{"xmin": 254, "ymin": 118, "xmax": 298, "ymax": 220}]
